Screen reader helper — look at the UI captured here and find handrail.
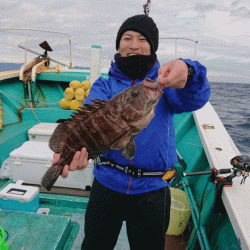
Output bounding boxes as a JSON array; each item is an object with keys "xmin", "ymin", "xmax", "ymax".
[
  {"xmin": 0, "ymin": 28, "xmax": 72, "ymax": 68},
  {"xmin": 159, "ymin": 37, "xmax": 198, "ymax": 60}
]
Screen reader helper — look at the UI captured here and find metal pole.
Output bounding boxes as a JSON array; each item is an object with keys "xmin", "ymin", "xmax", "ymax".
[
  {"xmin": 194, "ymin": 41, "xmax": 198, "ymax": 60},
  {"xmin": 159, "ymin": 37, "xmax": 198, "ymax": 60},
  {"xmin": 25, "ymin": 30, "xmax": 28, "ymax": 63},
  {"xmin": 175, "ymin": 38, "xmax": 177, "ymax": 59}
]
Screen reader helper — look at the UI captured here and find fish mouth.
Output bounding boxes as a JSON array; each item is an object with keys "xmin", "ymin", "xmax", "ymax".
[{"xmin": 142, "ymin": 78, "xmax": 163, "ymax": 100}]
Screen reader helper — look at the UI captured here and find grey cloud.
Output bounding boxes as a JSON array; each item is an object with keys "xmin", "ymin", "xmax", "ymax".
[
  {"xmin": 230, "ymin": 7, "xmax": 250, "ymax": 18},
  {"xmin": 1, "ymin": 2, "xmax": 19, "ymax": 12},
  {"xmin": 230, "ymin": 1, "xmax": 240, "ymax": 7},
  {"xmin": 195, "ymin": 3, "xmax": 216, "ymax": 13}
]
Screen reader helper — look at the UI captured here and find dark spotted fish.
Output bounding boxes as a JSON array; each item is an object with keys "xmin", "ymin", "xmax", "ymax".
[{"xmin": 41, "ymin": 78, "xmax": 163, "ymax": 191}]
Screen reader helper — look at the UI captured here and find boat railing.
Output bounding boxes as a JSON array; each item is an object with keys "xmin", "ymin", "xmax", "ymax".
[
  {"xmin": 159, "ymin": 37, "xmax": 198, "ymax": 60},
  {"xmin": 0, "ymin": 28, "xmax": 72, "ymax": 68}
]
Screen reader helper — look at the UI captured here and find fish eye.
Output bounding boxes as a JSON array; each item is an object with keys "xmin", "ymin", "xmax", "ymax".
[{"xmin": 131, "ymin": 90, "xmax": 139, "ymax": 97}]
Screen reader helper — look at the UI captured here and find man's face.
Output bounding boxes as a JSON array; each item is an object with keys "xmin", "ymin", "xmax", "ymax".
[{"xmin": 118, "ymin": 30, "xmax": 151, "ymax": 57}]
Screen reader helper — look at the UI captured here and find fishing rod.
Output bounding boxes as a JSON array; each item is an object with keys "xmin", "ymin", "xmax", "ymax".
[
  {"xmin": 183, "ymin": 155, "xmax": 250, "ymax": 212},
  {"xmin": 143, "ymin": 0, "xmax": 151, "ymax": 15},
  {"xmin": 183, "ymin": 155, "xmax": 250, "ymax": 181}
]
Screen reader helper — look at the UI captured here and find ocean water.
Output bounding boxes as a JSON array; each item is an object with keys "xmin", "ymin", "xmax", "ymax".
[{"xmin": 209, "ymin": 82, "xmax": 250, "ymax": 155}]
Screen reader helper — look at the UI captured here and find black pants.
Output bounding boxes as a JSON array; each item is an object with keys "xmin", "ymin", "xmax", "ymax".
[{"xmin": 81, "ymin": 178, "xmax": 171, "ymax": 250}]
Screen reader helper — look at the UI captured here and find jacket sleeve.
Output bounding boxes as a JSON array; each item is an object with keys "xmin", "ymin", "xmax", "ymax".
[
  {"xmin": 84, "ymin": 77, "xmax": 111, "ymax": 105},
  {"xmin": 164, "ymin": 59, "xmax": 211, "ymax": 114}
]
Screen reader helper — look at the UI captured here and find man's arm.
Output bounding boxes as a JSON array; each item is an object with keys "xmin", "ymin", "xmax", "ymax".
[{"xmin": 157, "ymin": 59, "xmax": 210, "ymax": 113}]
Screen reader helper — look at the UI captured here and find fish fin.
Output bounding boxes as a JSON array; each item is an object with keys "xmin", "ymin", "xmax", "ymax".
[
  {"xmin": 121, "ymin": 139, "xmax": 136, "ymax": 159},
  {"xmin": 68, "ymin": 99, "xmax": 107, "ymax": 126},
  {"xmin": 49, "ymin": 122, "xmax": 69, "ymax": 153},
  {"xmin": 110, "ymin": 131, "xmax": 132, "ymax": 150},
  {"xmin": 41, "ymin": 163, "xmax": 63, "ymax": 191}
]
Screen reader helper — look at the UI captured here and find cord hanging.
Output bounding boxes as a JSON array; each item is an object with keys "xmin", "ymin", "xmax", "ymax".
[{"xmin": 143, "ymin": 0, "xmax": 151, "ymax": 16}]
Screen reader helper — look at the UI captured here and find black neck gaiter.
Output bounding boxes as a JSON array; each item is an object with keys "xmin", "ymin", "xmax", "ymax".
[{"xmin": 114, "ymin": 53, "xmax": 157, "ymax": 80}]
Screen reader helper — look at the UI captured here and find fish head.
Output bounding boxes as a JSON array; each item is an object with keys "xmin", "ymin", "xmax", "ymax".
[
  {"xmin": 120, "ymin": 78, "xmax": 163, "ymax": 129},
  {"xmin": 141, "ymin": 78, "xmax": 163, "ymax": 106},
  {"xmin": 121, "ymin": 78, "xmax": 162, "ymax": 109}
]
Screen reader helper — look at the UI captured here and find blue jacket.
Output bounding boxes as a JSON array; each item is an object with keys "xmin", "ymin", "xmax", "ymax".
[{"xmin": 84, "ymin": 59, "xmax": 210, "ymax": 194}]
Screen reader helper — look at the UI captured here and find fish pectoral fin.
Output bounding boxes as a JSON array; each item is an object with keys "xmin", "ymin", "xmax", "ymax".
[
  {"xmin": 49, "ymin": 122, "xmax": 68, "ymax": 153},
  {"xmin": 110, "ymin": 131, "xmax": 132, "ymax": 150},
  {"xmin": 121, "ymin": 139, "xmax": 136, "ymax": 160}
]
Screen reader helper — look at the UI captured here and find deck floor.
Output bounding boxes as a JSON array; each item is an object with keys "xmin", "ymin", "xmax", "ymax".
[{"xmin": 0, "ymin": 210, "xmax": 71, "ymax": 250}]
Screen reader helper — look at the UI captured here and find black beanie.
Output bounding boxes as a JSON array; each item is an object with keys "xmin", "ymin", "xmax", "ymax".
[{"xmin": 116, "ymin": 15, "xmax": 159, "ymax": 54}]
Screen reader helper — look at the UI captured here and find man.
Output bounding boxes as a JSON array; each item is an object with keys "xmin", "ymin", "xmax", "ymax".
[{"xmin": 54, "ymin": 14, "xmax": 210, "ymax": 250}]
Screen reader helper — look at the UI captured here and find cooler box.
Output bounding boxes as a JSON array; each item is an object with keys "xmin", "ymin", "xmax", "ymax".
[
  {"xmin": 28, "ymin": 123, "xmax": 59, "ymax": 142},
  {"xmin": 0, "ymin": 180, "xmax": 39, "ymax": 213},
  {"xmin": 9, "ymin": 141, "xmax": 94, "ymax": 190}
]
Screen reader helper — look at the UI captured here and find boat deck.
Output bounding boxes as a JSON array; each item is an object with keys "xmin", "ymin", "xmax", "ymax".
[
  {"xmin": 0, "ymin": 178, "xmax": 131, "ymax": 250},
  {"xmin": 0, "ymin": 70, "xmax": 243, "ymax": 250},
  {"xmin": 0, "ymin": 210, "xmax": 73, "ymax": 249}
]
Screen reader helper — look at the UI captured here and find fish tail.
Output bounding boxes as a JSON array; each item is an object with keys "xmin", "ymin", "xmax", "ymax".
[{"xmin": 41, "ymin": 163, "xmax": 64, "ymax": 191}]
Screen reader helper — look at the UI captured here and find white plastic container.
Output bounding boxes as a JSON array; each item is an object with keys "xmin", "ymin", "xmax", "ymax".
[
  {"xmin": 9, "ymin": 141, "xmax": 94, "ymax": 190},
  {"xmin": 0, "ymin": 180, "xmax": 39, "ymax": 212},
  {"xmin": 28, "ymin": 123, "xmax": 59, "ymax": 142}
]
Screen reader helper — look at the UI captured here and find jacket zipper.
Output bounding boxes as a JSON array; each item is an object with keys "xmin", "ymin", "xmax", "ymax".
[
  {"xmin": 126, "ymin": 79, "xmax": 137, "ymax": 195},
  {"xmin": 126, "ymin": 159, "xmax": 134, "ymax": 194}
]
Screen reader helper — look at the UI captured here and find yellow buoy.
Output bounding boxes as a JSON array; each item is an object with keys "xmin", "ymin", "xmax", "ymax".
[
  {"xmin": 75, "ymin": 88, "xmax": 85, "ymax": 101},
  {"xmin": 0, "ymin": 118, "xmax": 3, "ymax": 129},
  {"xmin": 70, "ymin": 99, "xmax": 82, "ymax": 110},
  {"xmin": 81, "ymin": 80, "xmax": 91, "ymax": 90},
  {"xmin": 85, "ymin": 89, "xmax": 90, "ymax": 98},
  {"xmin": 0, "ymin": 107, "xmax": 3, "ymax": 116},
  {"xmin": 69, "ymin": 80, "xmax": 81, "ymax": 89},
  {"xmin": 64, "ymin": 87, "xmax": 75, "ymax": 100},
  {"xmin": 59, "ymin": 98, "xmax": 71, "ymax": 109}
]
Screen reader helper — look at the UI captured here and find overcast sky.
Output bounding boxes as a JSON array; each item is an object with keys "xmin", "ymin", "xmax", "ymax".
[{"xmin": 1, "ymin": 0, "xmax": 250, "ymax": 83}]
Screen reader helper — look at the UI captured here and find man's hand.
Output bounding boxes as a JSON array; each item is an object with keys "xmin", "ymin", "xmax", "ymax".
[
  {"xmin": 53, "ymin": 148, "xmax": 89, "ymax": 178},
  {"xmin": 156, "ymin": 59, "xmax": 189, "ymax": 89}
]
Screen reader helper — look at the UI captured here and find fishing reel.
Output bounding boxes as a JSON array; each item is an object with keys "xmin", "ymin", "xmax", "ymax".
[
  {"xmin": 183, "ymin": 155, "xmax": 250, "ymax": 213},
  {"xmin": 230, "ymin": 155, "xmax": 250, "ymax": 176},
  {"xmin": 183, "ymin": 155, "xmax": 250, "ymax": 183}
]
